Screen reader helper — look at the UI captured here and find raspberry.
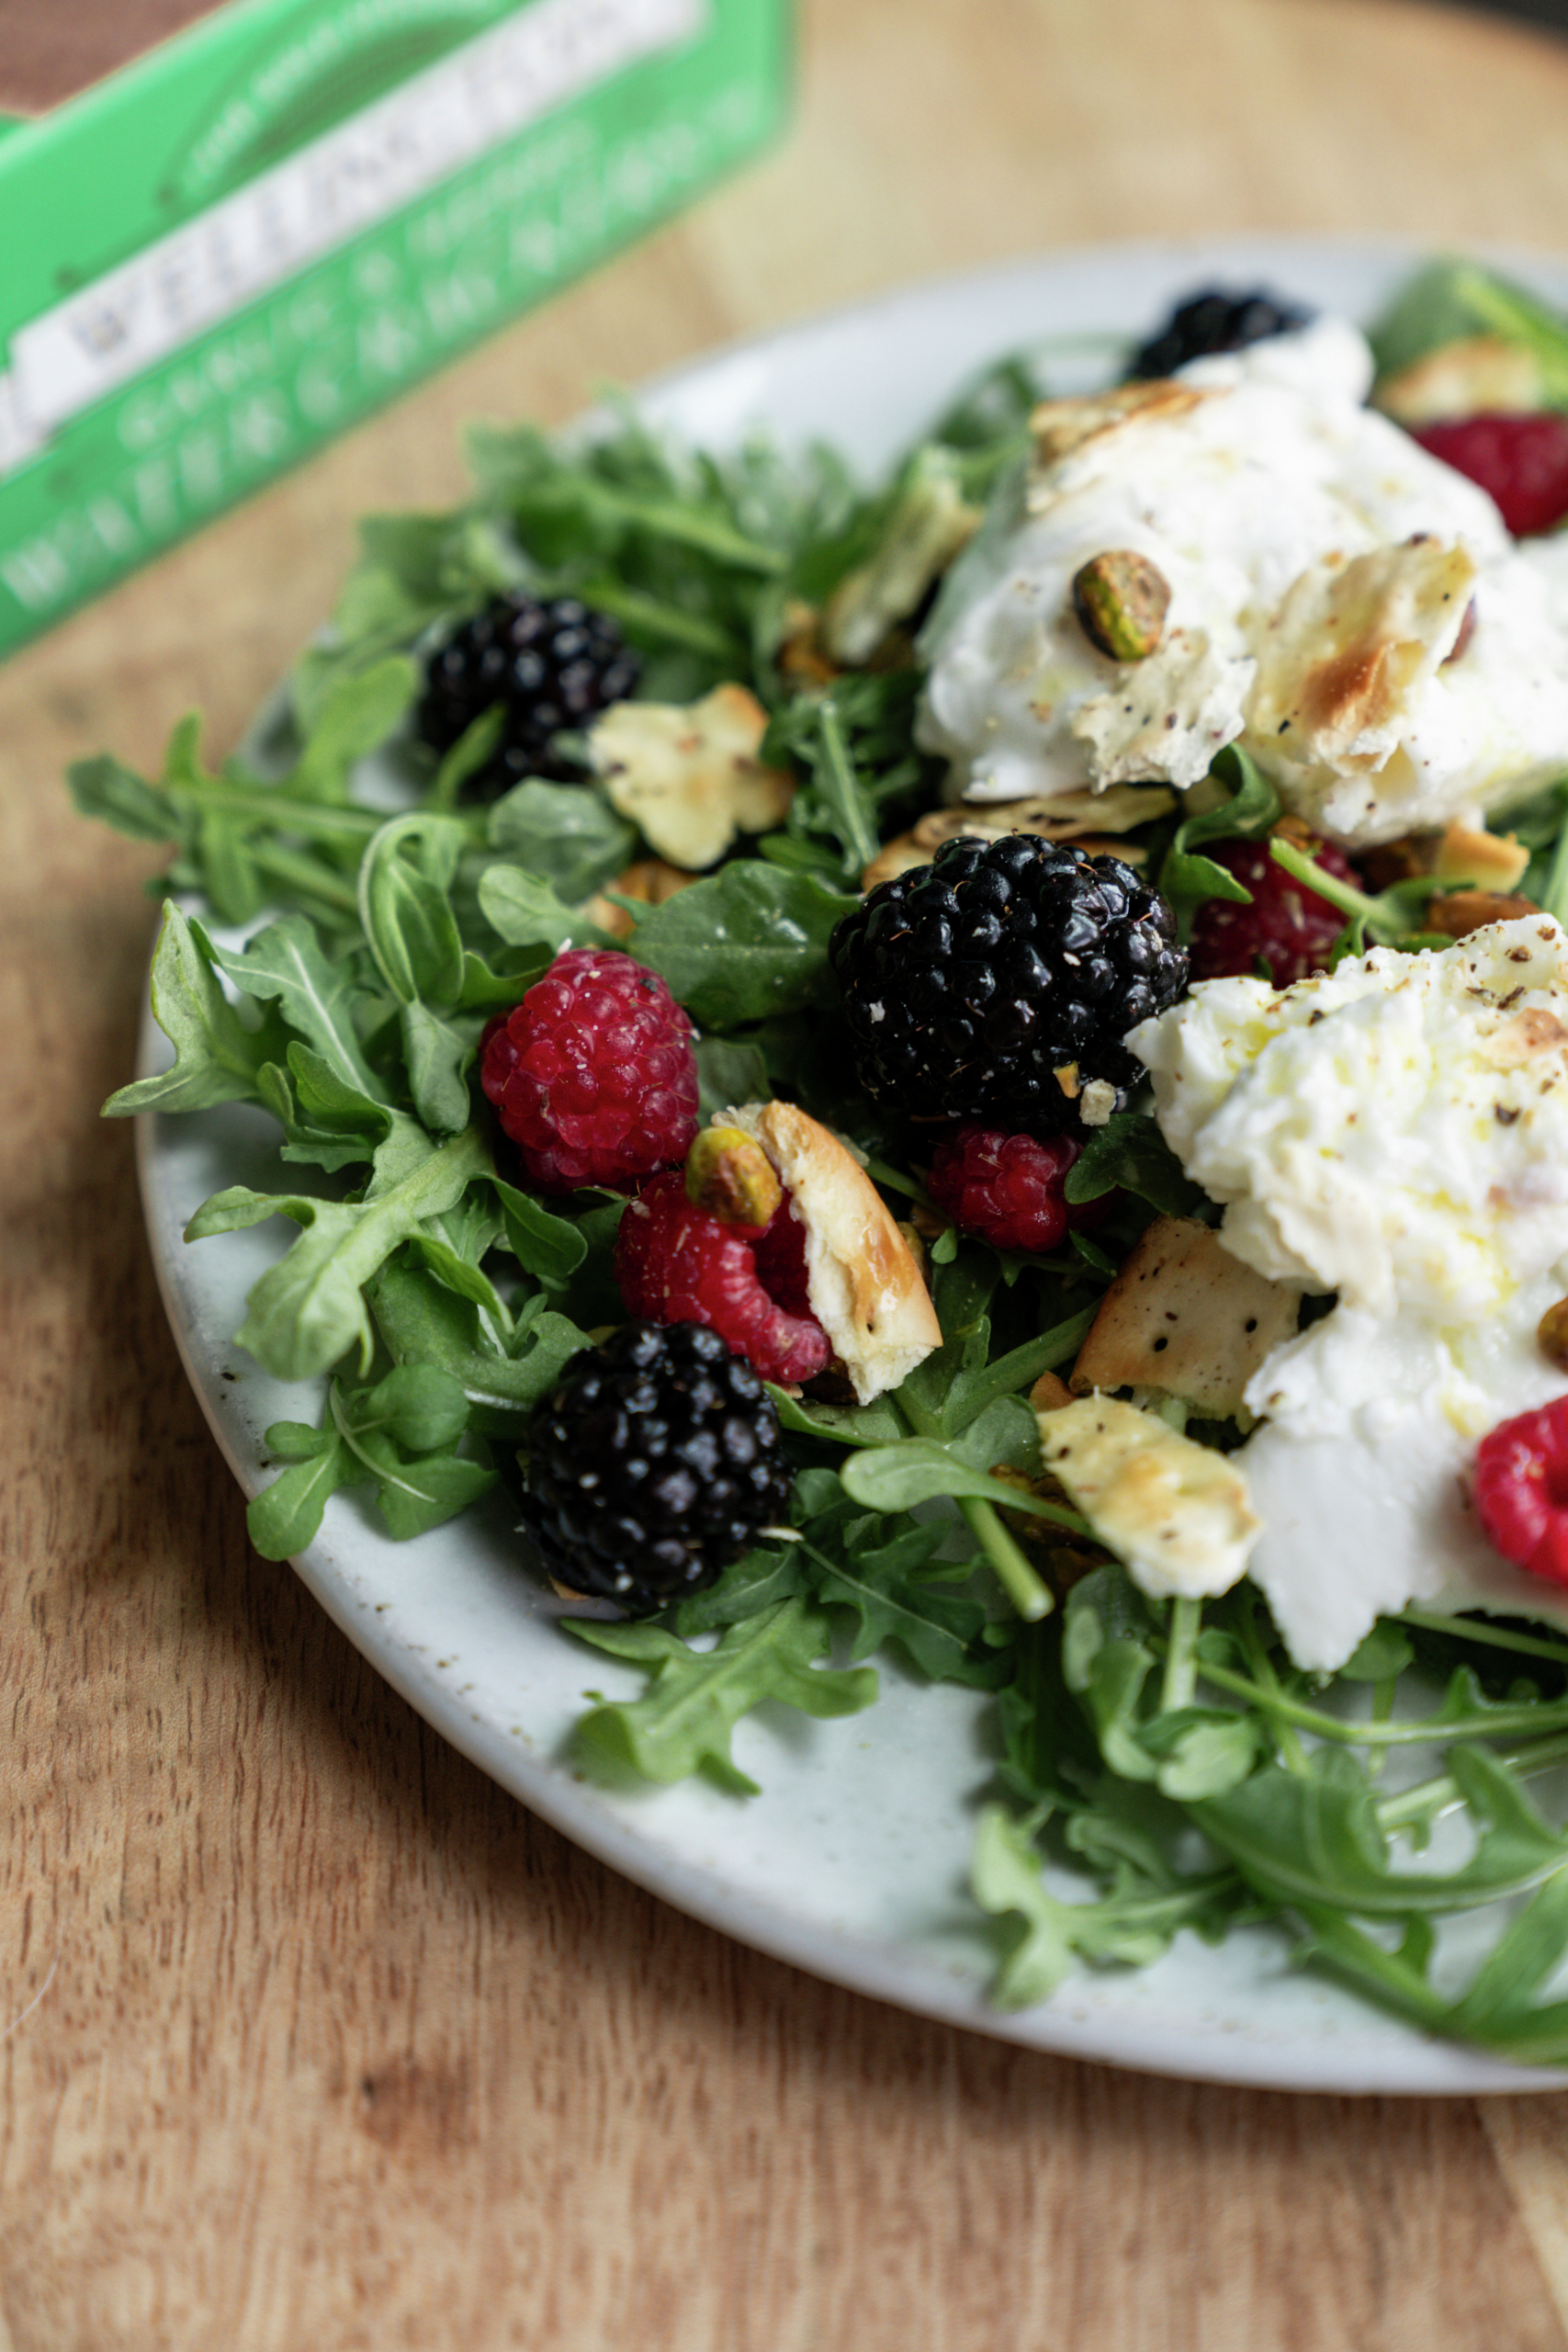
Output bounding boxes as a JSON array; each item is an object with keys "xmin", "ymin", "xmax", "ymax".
[
  {"xmin": 1188, "ymin": 836, "xmax": 1359, "ymax": 987},
  {"xmin": 480, "ymin": 949, "xmax": 697, "ymax": 1194},
  {"xmin": 926, "ymin": 1126, "xmax": 1096, "ymax": 1255},
  {"xmin": 417, "ymin": 590, "xmax": 641, "ymax": 794},
  {"xmin": 830, "ymin": 835, "xmax": 1187, "ymax": 1134},
  {"xmin": 524, "ymin": 1321, "xmax": 794, "ymax": 1611},
  {"xmin": 614, "ymin": 1170, "xmax": 831, "ymax": 1385},
  {"xmin": 1473, "ymin": 1396, "xmax": 1568, "ymax": 1588},
  {"xmin": 1409, "ymin": 412, "xmax": 1568, "ymax": 537},
  {"xmin": 1127, "ymin": 288, "xmax": 1312, "ymax": 380}
]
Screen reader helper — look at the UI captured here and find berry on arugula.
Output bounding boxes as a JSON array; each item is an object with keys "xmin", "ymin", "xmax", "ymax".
[
  {"xmin": 926, "ymin": 1125, "xmax": 1097, "ymax": 1255},
  {"xmin": 1473, "ymin": 1396, "xmax": 1568, "ymax": 1589},
  {"xmin": 1188, "ymin": 834, "xmax": 1360, "ymax": 987},
  {"xmin": 480, "ymin": 948, "xmax": 698, "ymax": 1194},
  {"xmin": 1126, "ymin": 287, "xmax": 1313, "ymax": 379},
  {"xmin": 614, "ymin": 1169, "xmax": 832, "ymax": 1385},
  {"xmin": 417, "ymin": 590, "xmax": 641, "ymax": 793},
  {"xmin": 1408, "ymin": 412, "xmax": 1568, "ymax": 537},
  {"xmin": 829, "ymin": 834, "xmax": 1187, "ymax": 1134},
  {"xmin": 523, "ymin": 1320, "xmax": 795, "ymax": 1611}
]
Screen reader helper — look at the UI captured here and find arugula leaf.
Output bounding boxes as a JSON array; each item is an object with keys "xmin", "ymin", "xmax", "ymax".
[
  {"xmin": 1193, "ymin": 1743, "xmax": 1568, "ymax": 1917},
  {"xmin": 186, "ymin": 1120, "xmax": 492, "ymax": 1380},
  {"xmin": 288, "ymin": 657, "xmax": 418, "ymax": 804},
  {"xmin": 370, "ymin": 1259, "xmax": 590, "ymax": 1414},
  {"xmin": 477, "ymin": 862, "xmax": 619, "ymax": 956},
  {"xmin": 247, "ymin": 1363, "xmax": 491, "ymax": 1556},
  {"xmin": 202, "ymin": 914, "xmax": 390, "ymax": 1103},
  {"xmin": 68, "ymin": 750, "xmax": 180, "ymax": 843},
  {"xmin": 1368, "ymin": 256, "xmax": 1568, "ymax": 403},
  {"xmin": 1064, "ymin": 1112, "xmax": 1209, "ymax": 1218},
  {"xmin": 810, "ymin": 1520, "xmax": 1004, "ymax": 1687},
  {"xmin": 839, "ymin": 1437, "xmax": 1086, "ymax": 1529},
  {"xmin": 103, "ymin": 901, "xmax": 276, "ymax": 1116},
  {"xmin": 569, "ymin": 1597, "xmax": 878, "ymax": 1795},
  {"xmin": 356, "ymin": 813, "xmax": 468, "ymax": 1007},
  {"xmin": 1156, "ymin": 743, "xmax": 1281, "ymax": 933},
  {"xmin": 485, "ymin": 779, "xmax": 638, "ymax": 903},
  {"xmin": 972, "ymin": 1803, "xmax": 1240, "ymax": 2009},
  {"xmin": 626, "ymin": 864, "xmax": 860, "ymax": 1025}
]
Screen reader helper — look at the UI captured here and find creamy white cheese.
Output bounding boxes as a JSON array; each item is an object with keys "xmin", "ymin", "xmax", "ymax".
[
  {"xmin": 1128, "ymin": 919, "xmax": 1568, "ymax": 1668},
  {"xmin": 918, "ymin": 320, "xmax": 1568, "ymax": 846}
]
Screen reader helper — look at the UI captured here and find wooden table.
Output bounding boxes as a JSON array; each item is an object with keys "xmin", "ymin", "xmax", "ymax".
[{"xmin": 10, "ymin": 0, "xmax": 1568, "ymax": 2343}]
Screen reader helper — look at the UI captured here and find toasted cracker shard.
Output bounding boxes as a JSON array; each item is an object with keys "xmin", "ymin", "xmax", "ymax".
[
  {"xmin": 1070, "ymin": 1215, "xmax": 1301, "ymax": 1417},
  {"xmin": 1247, "ymin": 537, "xmax": 1477, "ymax": 780},
  {"xmin": 1374, "ymin": 334, "xmax": 1546, "ymax": 427},
  {"xmin": 1035, "ymin": 1395, "xmax": 1261, "ymax": 1600},
  {"xmin": 725, "ymin": 1100, "xmax": 942, "ymax": 1403},
  {"xmin": 1027, "ymin": 379, "xmax": 1213, "ymax": 478},
  {"xmin": 588, "ymin": 684, "xmax": 795, "ymax": 871},
  {"xmin": 860, "ymin": 787, "xmax": 1171, "ymax": 893}
]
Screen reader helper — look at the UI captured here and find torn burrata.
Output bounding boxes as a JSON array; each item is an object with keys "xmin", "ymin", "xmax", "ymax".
[
  {"xmin": 918, "ymin": 314, "xmax": 1568, "ymax": 847},
  {"xmin": 1127, "ymin": 917, "xmax": 1568, "ymax": 1668}
]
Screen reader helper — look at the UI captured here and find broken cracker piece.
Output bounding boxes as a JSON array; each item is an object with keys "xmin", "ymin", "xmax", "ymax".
[
  {"xmin": 1070, "ymin": 1215, "xmax": 1301, "ymax": 1417},
  {"xmin": 588, "ymin": 684, "xmax": 795, "ymax": 871},
  {"xmin": 726, "ymin": 1100, "xmax": 941, "ymax": 1404},
  {"xmin": 1036, "ymin": 1396, "xmax": 1261, "ymax": 1600}
]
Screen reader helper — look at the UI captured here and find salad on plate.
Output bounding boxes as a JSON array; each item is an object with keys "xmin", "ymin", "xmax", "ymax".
[{"xmin": 78, "ymin": 250, "xmax": 1568, "ymax": 2071}]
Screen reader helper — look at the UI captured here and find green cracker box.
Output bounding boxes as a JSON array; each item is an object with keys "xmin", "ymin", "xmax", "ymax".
[{"xmin": 0, "ymin": 0, "xmax": 791, "ymax": 654}]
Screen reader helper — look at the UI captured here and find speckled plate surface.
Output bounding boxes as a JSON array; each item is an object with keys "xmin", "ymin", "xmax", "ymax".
[{"xmin": 138, "ymin": 235, "xmax": 1568, "ymax": 2091}]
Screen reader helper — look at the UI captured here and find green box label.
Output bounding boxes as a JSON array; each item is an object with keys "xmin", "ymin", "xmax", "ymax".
[{"xmin": 0, "ymin": 0, "xmax": 789, "ymax": 651}]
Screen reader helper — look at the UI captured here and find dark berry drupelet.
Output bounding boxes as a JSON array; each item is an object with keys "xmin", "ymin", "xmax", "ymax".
[
  {"xmin": 523, "ymin": 1321, "xmax": 795, "ymax": 1611},
  {"xmin": 1127, "ymin": 288, "xmax": 1313, "ymax": 380},
  {"xmin": 829, "ymin": 834, "xmax": 1188, "ymax": 1134},
  {"xmin": 417, "ymin": 590, "xmax": 640, "ymax": 793},
  {"xmin": 1188, "ymin": 835, "xmax": 1359, "ymax": 988}
]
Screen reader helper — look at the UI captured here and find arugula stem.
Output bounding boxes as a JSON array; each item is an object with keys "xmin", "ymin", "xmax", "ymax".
[
  {"xmin": 1235, "ymin": 1607, "xmax": 1311, "ymax": 1773},
  {"xmin": 1400, "ymin": 1606, "xmax": 1568, "ymax": 1669},
  {"xmin": 1367, "ymin": 1672, "xmax": 1397, "ymax": 1780},
  {"xmin": 575, "ymin": 480, "xmax": 786, "ymax": 572},
  {"xmin": 1538, "ymin": 789, "xmax": 1568, "ymax": 930},
  {"xmin": 163, "ymin": 780, "xmax": 401, "ymax": 838},
  {"xmin": 575, "ymin": 576, "xmax": 741, "ymax": 661},
  {"xmin": 1376, "ymin": 1729, "xmax": 1568, "ymax": 1833},
  {"xmin": 1269, "ymin": 837, "xmax": 1439, "ymax": 945},
  {"xmin": 815, "ymin": 697, "xmax": 884, "ymax": 877},
  {"xmin": 949, "ymin": 1308, "xmax": 1097, "ymax": 1428},
  {"xmin": 1161, "ymin": 1596, "xmax": 1201, "ymax": 1712},
  {"xmin": 956, "ymin": 1496, "xmax": 1053, "ymax": 1623},
  {"xmin": 1195, "ymin": 1655, "xmax": 1568, "ymax": 1748},
  {"xmin": 249, "ymin": 842, "xmax": 362, "ymax": 915}
]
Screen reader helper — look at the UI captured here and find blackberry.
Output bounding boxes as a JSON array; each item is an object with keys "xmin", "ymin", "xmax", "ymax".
[
  {"xmin": 1127, "ymin": 288, "xmax": 1313, "ymax": 380},
  {"xmin": 523, "ymin": 1321, "xmax": 794, "ymax": 1611},
  {"xmin": 830, "ymin": 835, "xmax": 1187, "ymax": 1134},
  {"xmin": 416, "ymin": 590, "xmax": 641, "ymax": 793}
]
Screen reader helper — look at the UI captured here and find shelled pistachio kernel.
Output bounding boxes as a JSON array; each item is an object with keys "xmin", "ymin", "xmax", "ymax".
[
  {"xmin": 1071, "ymin": 549, "xmax": 1171, "ymax": 662},
  {"xmin": 685, "ymin": 1126, "xmax": 784, "ymax": 1228},
  {"xmin": 1540, "ymin": 1295, "xmax": 1568, "ymax": 1372}
]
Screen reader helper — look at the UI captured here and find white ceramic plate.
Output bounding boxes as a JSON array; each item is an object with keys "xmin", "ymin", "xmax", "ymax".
[{"xmin": 138, "ymin": 235, "xmax": 1568, "ymax": 2092}]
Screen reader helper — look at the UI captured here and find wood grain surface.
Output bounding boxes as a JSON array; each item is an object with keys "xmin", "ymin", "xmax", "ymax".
[{"xmin": 8, "ymin": 1, "xmax": 1568, "ymax": 2344}]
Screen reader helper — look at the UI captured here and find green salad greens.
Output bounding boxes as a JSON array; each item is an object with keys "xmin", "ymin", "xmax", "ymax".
[{"xmin": 76, "ymin": 254, "xmax": 1568, "ymax": 2068}]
